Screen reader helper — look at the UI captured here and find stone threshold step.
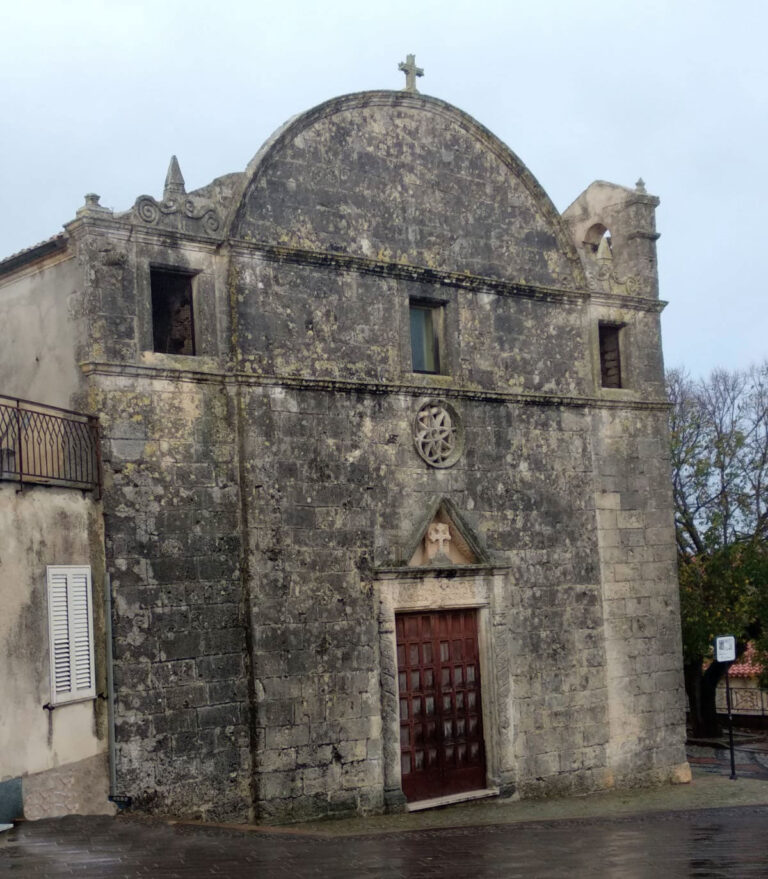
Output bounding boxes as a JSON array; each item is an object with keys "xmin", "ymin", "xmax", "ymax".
[{"xmin": 406, "ymin": 788, "xmax": 500, "ymax": 812}]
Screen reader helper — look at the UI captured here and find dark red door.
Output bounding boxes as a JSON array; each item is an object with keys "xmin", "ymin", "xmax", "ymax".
[{"xmin": 396, "ymin": 609, "xmax": 486, "ymax": 802}]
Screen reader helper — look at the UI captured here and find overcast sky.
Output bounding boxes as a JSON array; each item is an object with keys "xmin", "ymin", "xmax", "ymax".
[{"xmin": 2, "ymin": 0, "xmax": 764, "ymax": 379}]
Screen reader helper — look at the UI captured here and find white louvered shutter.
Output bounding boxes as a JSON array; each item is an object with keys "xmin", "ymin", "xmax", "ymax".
[{"xmin": 47, "ymin": 566, "xmax": 95, "ymax": 704}]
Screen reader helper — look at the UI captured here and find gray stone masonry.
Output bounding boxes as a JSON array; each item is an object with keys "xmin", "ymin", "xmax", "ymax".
[
  {"xmin": 94, "ymin": 377, "xmax": 251, "ymax": 821},
  {"xmin": 0, "ymin": 88, "xmax": 688, "ymax": 822}
]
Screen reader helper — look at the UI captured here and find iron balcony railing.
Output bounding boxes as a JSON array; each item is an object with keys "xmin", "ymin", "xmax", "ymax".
[{"xmin": 0, "ymin": 395, "xmax": 101, "ymax": 494}]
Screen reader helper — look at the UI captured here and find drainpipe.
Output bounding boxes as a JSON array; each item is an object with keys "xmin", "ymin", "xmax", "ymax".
[
  {"xmin": 104, "ymin": 572, "xmax": 131, "ymax": 808},
  {"xmin": 104, "ymin": 572, "xmax": 117, "ymax": 799}
]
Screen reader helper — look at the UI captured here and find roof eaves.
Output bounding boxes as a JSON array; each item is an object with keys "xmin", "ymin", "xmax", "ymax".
[{"xmin": 0, "ymin": 233, "xmax": 69, "ymax": 277}]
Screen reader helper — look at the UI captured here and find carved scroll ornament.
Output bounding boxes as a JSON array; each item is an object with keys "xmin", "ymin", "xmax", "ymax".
[{"xmin": 135, "ymin": 195, "xmax": 221, "ymax": 234}]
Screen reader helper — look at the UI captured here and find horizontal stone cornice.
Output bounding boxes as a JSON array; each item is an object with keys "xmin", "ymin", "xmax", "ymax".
[
  {"xmin": 372, "ymin": 564, "xmax": 511, "ymax": 580},
  {"xmin": 81, "ymin": 360, "xmax": 671, "ymax": 412},
  {"xmin": 229, "ymin": 239, "xmax": 590, "ymax": 306},
  {"xmin": 626, "ymin": 231, "xmax": 661, "ymax": 241},
  {"xmin": 589, "ymin": 291, "xmax": 667, "ymax": 313},
  {"xmin": 128, "ymin": 226, "xmax": 222, "ymax": 250},
  {"xmin": 64, "ymin": 216, "xmax": 223, "ymax": 252},
  {"xmin": 81, "ymin": 360, "xmax": 228, "ymax": 385},
  {"xmin": 229, "ymin": 239, "xmax": 665, "ymax": 313}
]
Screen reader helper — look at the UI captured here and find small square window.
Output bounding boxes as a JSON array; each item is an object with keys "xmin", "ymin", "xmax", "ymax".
[
  {"xmin": 599, "ymin": 323, "xmax": 623, "ymax": 388},
  {"xmin": 410, "ymin": 303, "xmax": 443, "ymax": 374},
  {"xmin": 151, "ymin": 269, "xmax": 195, "ymax": 355}
]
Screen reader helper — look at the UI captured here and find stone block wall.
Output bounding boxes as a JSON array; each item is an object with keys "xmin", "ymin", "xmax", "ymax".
[
  {"xmin": 230, "ymin": 257, "xmax": 591, "ymax": 397},
  {"xmin": 242, "ymin": 384, "xmax": 385, "ymax": 821},
  {"xmin": 232, "ymin": 94, "xmax": 582, "ymax": 290},
  {"xmin": 591, "ymin": 408, "xmax": 688, "ymax": 784},
  {"xmin": 505, "ymin": 403, "xmax": 612, "ymax": 796},
  {"xmin": 240, "ymin": 378, "xmax": 610, "ymax": 820},
  {"xmin": 93, "ymin": 375, "xmax": 252, "ymax": 821}
]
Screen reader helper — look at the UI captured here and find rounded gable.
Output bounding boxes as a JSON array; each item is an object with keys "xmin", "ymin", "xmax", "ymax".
[{"xmin": 228, "ymin": 91, "xmax": 585, "ymax": 289}]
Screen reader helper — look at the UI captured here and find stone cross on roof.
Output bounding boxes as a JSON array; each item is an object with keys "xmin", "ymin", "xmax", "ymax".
[{"xmin": 398, "ymin": 54, "xmax": 424, "ymax": 93}]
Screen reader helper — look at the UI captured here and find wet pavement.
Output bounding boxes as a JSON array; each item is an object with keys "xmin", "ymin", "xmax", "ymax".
[
  {"xmin": 3, "ymin": 750, "xmax": 768, "ymax": 879},
  {"xmin": 687, "ymin": 732, "xmax": 768, "ymax": 781},
  {"xmin": 3, "ymin": 804, "xmax": 768, "ymax": 878}
]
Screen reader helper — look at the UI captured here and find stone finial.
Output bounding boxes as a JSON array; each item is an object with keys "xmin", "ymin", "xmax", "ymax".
[
  {"xmin": 76, "ymin": 193, "xmax": 112, "ymax": 217},
  {"xmin": 398, "ymin": 54, "xmax": 424, "ymax": 93},
  {"xmin": 635, "ymin": 178, "xmax": 647, "ymax": 193},
  {"xmin": 164, "ymin": 155, "xmax": 186, "ymax": 201}
]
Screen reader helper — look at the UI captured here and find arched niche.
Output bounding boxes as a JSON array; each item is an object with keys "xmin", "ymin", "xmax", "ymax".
[{"xmin": 583, "ymin": 223, "xmax": 612, "ymax": 257}]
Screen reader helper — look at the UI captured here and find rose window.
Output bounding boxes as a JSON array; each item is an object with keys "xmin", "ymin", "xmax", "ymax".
[{"xmin": 413, "ymin": 401, "xmax": 463, "ymax": 468}]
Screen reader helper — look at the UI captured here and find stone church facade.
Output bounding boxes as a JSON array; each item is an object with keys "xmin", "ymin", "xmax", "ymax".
[{"xmin": 0, "ymin": 84, "xmax": 689, "ymax": 822}]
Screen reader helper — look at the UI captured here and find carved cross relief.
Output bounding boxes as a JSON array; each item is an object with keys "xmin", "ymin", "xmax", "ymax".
[
  {"xmin": 409, "ymin": 509, "xmax": 477, "ymax": 567},
  {"xmin": 427, "ymin": 523, "xmax": 451, "ymax": 558}
]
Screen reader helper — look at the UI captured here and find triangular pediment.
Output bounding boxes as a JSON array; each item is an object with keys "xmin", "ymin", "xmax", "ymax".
[{"xmin": 407, "ymin": 498, "xmax": 488, "ymax": 568}]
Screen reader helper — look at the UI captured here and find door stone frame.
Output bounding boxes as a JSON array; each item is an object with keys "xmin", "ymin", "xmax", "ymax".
[{"xmin": 373, "ymin": 567, "xmax": 513, "ymax": 811}]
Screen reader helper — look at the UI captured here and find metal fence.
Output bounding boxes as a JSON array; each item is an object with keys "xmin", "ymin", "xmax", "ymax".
[
  {"xmin": 0, "ymin": 395, "xmax": 100, "ymax": 494},
  {"xmin": 716, "ymin": 686, "xmax": 768, "ymax": 717}
]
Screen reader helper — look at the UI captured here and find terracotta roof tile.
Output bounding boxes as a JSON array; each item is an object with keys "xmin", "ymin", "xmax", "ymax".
[{"xmin": 729, "ymin": 644, "xmax": 764, "ymax": 678}]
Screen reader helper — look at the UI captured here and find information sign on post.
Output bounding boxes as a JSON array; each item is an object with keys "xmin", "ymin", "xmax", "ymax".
[
  {"xmin": 715, "ymin": 636, "xmax": 736, "ymax": 663},
  {"xmin": 714, "ymin": 634, "xmax": 737, "ymax": 779}
]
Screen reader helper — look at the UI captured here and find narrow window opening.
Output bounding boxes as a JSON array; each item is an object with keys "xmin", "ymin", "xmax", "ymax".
[
  {"xmin": 151, "ymin": 269, "xmax": 195, "ymax": 355},
  {"xmin": 410, "ymin": 303, "xmax": 442, "ymax": 374},
  {"xmin": 47, "ymin": 565, "xmax": 95, "ymax": 705},
  {"xmin": 599, "ymin": 323, "xmax": 623, "ymax": 388}
]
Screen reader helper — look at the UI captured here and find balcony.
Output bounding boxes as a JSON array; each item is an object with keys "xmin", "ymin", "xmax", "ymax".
[{"xmin": 0, "ymin": 395, "xmax": 100, "ymax": 494}]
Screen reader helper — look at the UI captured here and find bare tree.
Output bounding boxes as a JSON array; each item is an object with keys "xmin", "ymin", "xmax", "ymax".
[{"xmin": 667, "ymin": 363, "xmax": 768, "ymax": 736}]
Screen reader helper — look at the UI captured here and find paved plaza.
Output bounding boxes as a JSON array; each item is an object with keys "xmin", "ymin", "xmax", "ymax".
[
  {"xmin": 3, "ymin": 767, "xmax": 768, "ymax": 878},
  {"xmin": 2, "ymin": 806, "xmax": 768, "ymax": 878}
]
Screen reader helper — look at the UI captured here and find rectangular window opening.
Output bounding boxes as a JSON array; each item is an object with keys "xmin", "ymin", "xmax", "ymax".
[
  {"xmin": 47, "ymin": 565, "xmax": 95, "ymax": 706},
  {"xmin": 599, "ymin": 323, "xmax": 623, "ymax": 388},
  {"xmin": 410, "ymin": 302, "xmax": 443, "ymax": 374},
  {"xmin": 151, "ymin": 269, "xmax": 196, "ymax": 355}
]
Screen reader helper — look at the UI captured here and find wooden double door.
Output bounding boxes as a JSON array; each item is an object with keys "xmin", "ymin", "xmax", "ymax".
[{"xmin": 396, "ymin": 609, "xmax": 486, "ymax": 802}]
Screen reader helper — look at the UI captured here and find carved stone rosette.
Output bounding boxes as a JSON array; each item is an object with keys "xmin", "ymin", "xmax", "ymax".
[{"xmin": 413, "ymin": 399, "xmax": 464, "ymax": 468}]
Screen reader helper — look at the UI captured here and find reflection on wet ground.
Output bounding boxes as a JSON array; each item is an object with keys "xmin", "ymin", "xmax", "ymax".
[{"xmin": 2, "ymin": 806, "xmax": 768, "ymax": 878}]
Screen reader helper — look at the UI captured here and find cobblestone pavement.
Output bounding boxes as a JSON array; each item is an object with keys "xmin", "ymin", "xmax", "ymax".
[
  {"xmin": 687, "ymin": 738, "xmax": 768, "ymax": 780},
  {"xmin": 3, "ymin": 806, "xmax": 768, "ymax": 878}
]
